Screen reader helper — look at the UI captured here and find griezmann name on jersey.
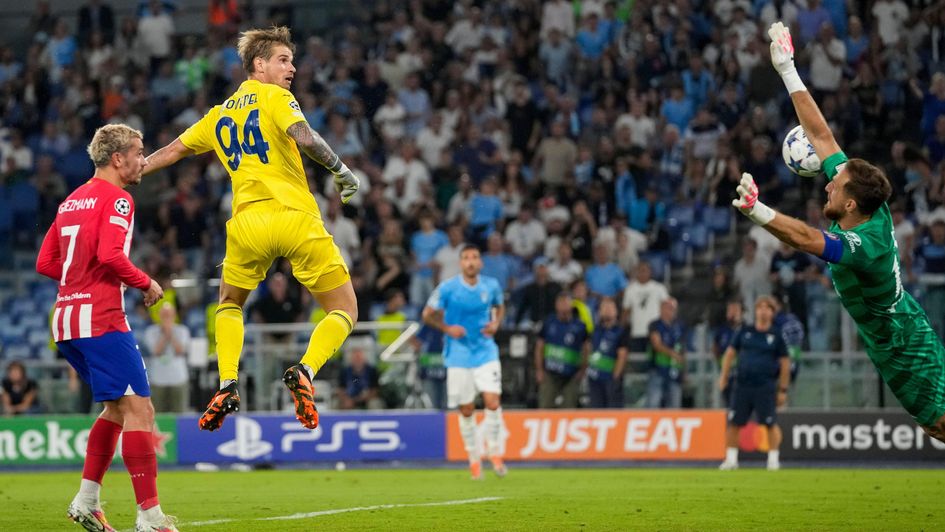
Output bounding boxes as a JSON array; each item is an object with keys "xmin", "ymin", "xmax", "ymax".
[
  {"xmin": 178, "ymin": 79, "xmax": 318, "ymax": 218},
  {"xmin": 36, "ymin": 179, "xmax": 151, "ymax": 340},
  {"xmin": 427, "ymin": 275, "xmax": 503, "ymax": 368}
]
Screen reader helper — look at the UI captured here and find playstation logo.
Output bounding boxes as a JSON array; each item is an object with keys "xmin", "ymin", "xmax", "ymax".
[{"xmin": 217, "ymin": 417, "xmax": 273, "ymax": 460}]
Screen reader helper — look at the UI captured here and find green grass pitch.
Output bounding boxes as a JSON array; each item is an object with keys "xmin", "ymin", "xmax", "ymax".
[{"xmin": 0, "ymin": 467, "xmax": 941, "ymax": 531}]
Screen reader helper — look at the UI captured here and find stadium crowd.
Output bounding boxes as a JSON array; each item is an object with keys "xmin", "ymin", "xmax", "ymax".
[{"xmin": 2, "ymin": 0, "xmax": 945, "ymax": 412}]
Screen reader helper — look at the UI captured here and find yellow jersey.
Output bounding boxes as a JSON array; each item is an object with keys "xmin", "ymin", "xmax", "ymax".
[{"xmin": 179, "ymin": 80, "xmax": 319, "ymax": 218}]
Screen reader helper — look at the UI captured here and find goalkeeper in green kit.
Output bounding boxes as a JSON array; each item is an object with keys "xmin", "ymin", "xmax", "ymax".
[{"xmin": 730, "ymin": 21, "xmax": 945, "ymax": 442}]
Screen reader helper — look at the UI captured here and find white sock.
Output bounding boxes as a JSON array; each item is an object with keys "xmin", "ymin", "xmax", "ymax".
[
  {"xmin": 301, "ymin": 363, "xmax": 315, "ymax": 381},
  {"xmin": 458, "ymin": 414, "xmax": 480, "ymax": 462},
  {"xmin": 725, "ymin": 447, "xmax": 739, "ymax": 464},
  {"xmin": 138, "ymin": 503, "xmax": 164, "ymax": 522},
  {"xmin": 483, "ymin": 407, "xmax": 503, "ymax": 457},
  {"xmin": 768, "ymin": 450, "xmax": 780, "ymax": 463},
  {"xmin": 220, "ymin": 379, "xmax": 237, "ymax": 390},
  {"xmin": 77, "ymin": 479, "xmax": 101, "ymax": 506}
]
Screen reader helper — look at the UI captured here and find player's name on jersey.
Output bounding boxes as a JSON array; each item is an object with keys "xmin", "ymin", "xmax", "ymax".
[
  {"xmin": 224, "ymin": 93, "xmax": 258, "ymax": 110},
  {"xmin": 58, "ymin": 198, "xmax": 98, "ymax": 214}
]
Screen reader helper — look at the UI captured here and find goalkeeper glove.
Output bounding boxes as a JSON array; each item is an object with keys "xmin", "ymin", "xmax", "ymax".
[
  {"xmin": 332, "ymin": 163, "xmax": 360, "ymax": 204},
  {"xmin": 731, "ymin": 172, "xmax": 775, "ymax": 226},
  {"xmin": 767, "ymin": 21, "xmax": 807, "ymax": 94}
]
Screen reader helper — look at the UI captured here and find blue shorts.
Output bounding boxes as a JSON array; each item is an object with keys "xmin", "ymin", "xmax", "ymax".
[
  {"xmin": 57, "ymin": 331, "xmax": 151, "ymax": 402},
  {"xmin": 729, "ymin": 381, "xmax": 777, "ymax": 427}
]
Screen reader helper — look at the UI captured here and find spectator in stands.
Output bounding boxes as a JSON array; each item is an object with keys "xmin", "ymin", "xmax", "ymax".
[
  {"xmin": 1, "ymin": 361, "xmax": 40, "ymax": 416},
  {"xmin": 336, "ymin": 347, "xmax": 383, "ymax": 410},
  {"xmin": 808, "ymin": 23, "xmax": 846, "ymax": 95},
  {"xmin": 433, "ymin": 224, "xmax": 465, "ymax": 284},
  {"xmin": 250, "ymin": 273, "xmax": 304, "ymax": 340},
  {"xmin": 534, "ymin": 291, "xmax": 589, "ymax": 408},
  {"xmin": 399, "ymin": 72, "xmax": 432, "ymax": 138},
  {"xmin": 376, "ymin": 289, "xmax": 407, "ymax": 348},
  {"xmin": 409, "ymin": 210, "xmax": 448, "ymax": 306},
  {"xmin": 374, "ymin": 90, "xmax": 407, "ymax": 144},
  {"xmin": 143, "ymin": 303, "xmax": 190, "ymax": 413},
  {"xmin": 323, "ymin": 197, "xmax": 360, "ymax": 267},
  {"xmin": 505, "ymin": 204, "xmax": 547, "ymax": 260},
  {"xmin": 410, "ymin": 325, "xmax": 447, "ymax": 410},
  {"xmin": 622, "ymin": 261, "xmax": 669, "ymax": 352},
  {"xmin": 416, "ymin": 113, "xmax": 454, "ymax": 170},
  {"xmin": 773, "ymin": 298, "xmax": 806, "ymax": 385},
  {"xmin": 916, "ymin": 218, "xmax": 945, "ymax": 339},
  {"xmin": 532, "ymin": 120, "xmax": 578, "ymax": 192},
  {"xmin": 712, "ymin": 299, "xmax": 743, "ymax": 407},
  {"xmin": 769, "ymin": 242, "xmax": 816, "ymax": 332},
  {"xmin": 587, "ymin": 298, "xmax": 629, "ymax": 408},
  {"xmin": 548, "ymin": 241, "xmax": 583, "ymax": 287},
  {"xmin": 138, "ymin": 0, "xmax": 174, "ymax": 73},
  {"xmin": 734, "ymin": 238, "xmax": 772, "ymax": 324},
  {"xmin": 382, "ymin": 140, "xmax": 430, "ymax": 215},
  {"xmin": 515, "ymin": 258, "xmax": 561, "ymax": 327},
  {"xmin": 481, "ymin": 233, "xmax": 517, "ymax": 293},
  {"xmin": 645, "ymin": 297, "xmax": 685, "ymax": 409},
  {"xmin": 467, "ymin": 178, "xmax": 504, "ymax": 247},
  {"xmin": 585, "ymin": 242, "xmax": 628, "ymax": 300}
]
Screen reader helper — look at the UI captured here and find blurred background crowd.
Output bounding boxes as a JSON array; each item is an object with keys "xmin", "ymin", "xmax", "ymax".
[{"xmin": 1, "ymin": 0, "xmax": 945, "ymax": 414}]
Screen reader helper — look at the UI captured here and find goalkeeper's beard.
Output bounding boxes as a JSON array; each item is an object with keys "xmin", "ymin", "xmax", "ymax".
[{"xmin": 823, "ymin": 201, "xmax": 843, "ymax": 221}]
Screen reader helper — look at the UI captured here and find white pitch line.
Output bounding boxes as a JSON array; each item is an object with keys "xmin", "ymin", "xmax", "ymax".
[{"xmin": 183, "ymin": 496, "xmax": 504, "ymax": 528}]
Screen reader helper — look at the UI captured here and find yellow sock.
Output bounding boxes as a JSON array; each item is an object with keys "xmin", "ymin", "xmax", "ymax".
[
  {"xmin": 215, "ymin": 303, "xmax": 244, "ymax": 383},
  {"xmin": 300, "ymin": 310, "xmax": 353, "ymax": 374}
]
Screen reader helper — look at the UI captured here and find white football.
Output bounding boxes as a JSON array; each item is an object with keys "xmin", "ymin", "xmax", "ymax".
[{"xmin": 782, "ymin": 125, "xmax": 821, "ymax": 178}]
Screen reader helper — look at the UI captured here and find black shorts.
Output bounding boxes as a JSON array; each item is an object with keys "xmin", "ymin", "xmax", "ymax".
[{"xmin": 728, "ymin": 382, "xmax": 777, "ymax": 427}]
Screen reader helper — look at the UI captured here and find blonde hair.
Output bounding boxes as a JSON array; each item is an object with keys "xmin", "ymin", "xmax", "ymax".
[
  {"xmin": 237, "ymin": 26, "xmax": 295, "ymax": 73},
  {"xmin": 87, "ymin": 124, "xmax": 143, "ymax": 168}
]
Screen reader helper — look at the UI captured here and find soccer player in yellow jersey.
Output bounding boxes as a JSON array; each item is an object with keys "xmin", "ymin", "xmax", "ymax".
[{"xmin": 143, "ymin": 27, "xmax": 360, "ymax": 431}]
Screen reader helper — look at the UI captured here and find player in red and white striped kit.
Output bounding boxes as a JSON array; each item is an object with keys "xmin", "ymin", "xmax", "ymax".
[{"xmin": 35, "ymin": 124, "xmax": 177, "ymax": 532}]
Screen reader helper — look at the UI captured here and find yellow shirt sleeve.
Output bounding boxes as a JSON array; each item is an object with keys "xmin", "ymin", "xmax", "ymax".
[
  {"xmin": 179, "ymin": 106, "xmax": 220, "ymax": 154},
  {"xmin": 267, "ymin": 86, "xmax": 307, "ymax": 134}
]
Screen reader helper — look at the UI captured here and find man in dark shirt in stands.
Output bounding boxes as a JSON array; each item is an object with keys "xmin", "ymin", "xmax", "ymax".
[
  {"xmin": 515, "ymin": 258, "xmax": 561, "ymax": 327},
  {"xmin": 2, "ymin": 361, "xmax": 40, "ymax": 415},
  {"xmin": 336, "ymin": 347, "xmax": 382, "ymax": 410}
]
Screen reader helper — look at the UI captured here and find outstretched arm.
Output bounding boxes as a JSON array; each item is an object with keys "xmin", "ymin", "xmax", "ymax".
[
  {"xmin": 732, "ymin": 172, "xmax": 826, "ymax": 257},
  {"xmin": 286, "ymin": 121, "xmax": 360, "ymax": 203},
  {"xmin": 144, "ymin": 138, "xmax": 194, "ymax": 176},
  {"xmin": 768, "ymin": 22, "xmax": 842, "ymax": 162}
]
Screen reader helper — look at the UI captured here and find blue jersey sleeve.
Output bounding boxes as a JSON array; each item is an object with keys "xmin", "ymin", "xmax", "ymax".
[{"xmin": 427, "ymin": 282, "xmax": 447, "ymax": 310}]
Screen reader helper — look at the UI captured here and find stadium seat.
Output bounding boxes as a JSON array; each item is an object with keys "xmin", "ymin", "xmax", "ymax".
[
  {"xmin": 665, "ymin": 205, "xmax": 696, "ymax": 237},
  {"xmin": 9, "ymin": 181, "xmax": 40, "ymax": 229},
  {"xmin": 685, "ymin": 224, "xmax": 709, "ymax": 250},
  {"xmin": 640, "ymin": 251, "xmax": 669, "ymax": 281},
  {"xmin": 704, "ymin": 206, "xmax": 732, "ymax": 234}
]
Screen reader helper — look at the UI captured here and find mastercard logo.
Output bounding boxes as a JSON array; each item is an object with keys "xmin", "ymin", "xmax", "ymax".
[{"xmin": 738, "ymin": 421, "xmax": 770, "ymax": 453}]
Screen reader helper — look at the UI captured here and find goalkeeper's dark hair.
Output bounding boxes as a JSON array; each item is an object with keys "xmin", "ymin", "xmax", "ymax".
[{"xmin": 844, "ymin": 158, "xmax": 891, "ymax": 216}]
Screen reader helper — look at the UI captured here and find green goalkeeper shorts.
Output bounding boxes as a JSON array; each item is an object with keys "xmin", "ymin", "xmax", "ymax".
[{"xmin": 868, "ymin": 314, "xmax": 945, "ymax": 427}]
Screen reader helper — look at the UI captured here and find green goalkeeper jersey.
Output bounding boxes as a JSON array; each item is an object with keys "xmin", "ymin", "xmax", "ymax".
[{"xmin": 818, "ymin": 152, "xmax": 945, "ymax": 426}]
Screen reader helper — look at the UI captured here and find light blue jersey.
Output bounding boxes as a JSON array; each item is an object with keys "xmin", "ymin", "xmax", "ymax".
[{"xmin": 426, "ymin": 275, "xmax": 503, "ymax": 368}]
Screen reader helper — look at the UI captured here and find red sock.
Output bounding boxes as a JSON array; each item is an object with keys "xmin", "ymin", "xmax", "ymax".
[
  {"xmin": 82, "ymin": 418, "xmax": 122, "ymax": 484},
  {"xmin": 122, "ymin": 431, "xmax": 159, "ymax": 509}
]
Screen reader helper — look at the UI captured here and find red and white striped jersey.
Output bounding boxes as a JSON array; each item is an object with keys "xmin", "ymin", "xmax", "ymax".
[{"xmin": 36, "ymin": 178, "xmax": 152, "ymax": 341}]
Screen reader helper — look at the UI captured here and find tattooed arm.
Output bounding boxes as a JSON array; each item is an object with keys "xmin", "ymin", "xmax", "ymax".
[
  {"xmin": 286, "ymin": 121, "xmax": 345, "ymax": 172},
  {"xmin": 286, "ymin": 120, "xmax": 360, "ymax": 203}
]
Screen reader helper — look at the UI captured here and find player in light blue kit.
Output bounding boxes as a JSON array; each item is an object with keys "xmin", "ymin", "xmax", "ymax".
[{"xmin": 423, "ymin": 244, "xmax": 507, "ymax": 480}]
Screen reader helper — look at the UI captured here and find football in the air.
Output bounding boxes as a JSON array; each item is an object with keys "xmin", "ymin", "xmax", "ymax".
[{"xmin": 782, "ymin": 125, "xmax": 821, "ymax": 177}]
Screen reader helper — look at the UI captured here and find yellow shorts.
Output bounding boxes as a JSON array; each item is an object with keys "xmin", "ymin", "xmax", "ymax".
[{"xmin": 222, "ymin": 201, "xmax": 350, "ymax": 293}]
